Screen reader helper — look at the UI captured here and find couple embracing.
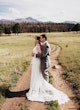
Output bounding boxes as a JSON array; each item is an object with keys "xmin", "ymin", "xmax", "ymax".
[
  {"xmin": 32, "ymin": 34, "xmax": 51, "ymax": 82},
  {"xmin": 26, "ymin": 34, "xmax": 69, "ymax": 105}
]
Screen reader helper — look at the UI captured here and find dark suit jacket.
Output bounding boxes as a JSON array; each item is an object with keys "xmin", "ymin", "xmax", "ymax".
[{"xmin": 36, "ymin": 43, "xmax": 49, "ymax": 76}]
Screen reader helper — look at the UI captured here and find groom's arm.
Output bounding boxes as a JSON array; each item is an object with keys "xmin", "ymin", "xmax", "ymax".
[{"xmin": 36, "ymin": 46, "xmax": 49, "ymax": 58}]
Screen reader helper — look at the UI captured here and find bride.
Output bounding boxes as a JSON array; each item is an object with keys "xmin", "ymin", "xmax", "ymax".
[{"xmin": 26, "ymin": 36, "xmax": 69, "ymax": 105}]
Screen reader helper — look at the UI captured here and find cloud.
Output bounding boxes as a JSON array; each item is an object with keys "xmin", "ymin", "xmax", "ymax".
[
  {"xmin": 8, "ymin": 8, "xmax": 20, "ymax": 15},
  {"xmin": 0, "ymin": 0, "xmax": 80, "ymax": 22},
  {"xmin": 0, "ymin": 7, "xmax": 21, "ymax": 20},
  {"xmin": 60, "ymin": 10, "xmax": 65, "ymax": 14},
  {"xmin": 0, "ymin": 15, "xmax": 3, "ymax": 19}
]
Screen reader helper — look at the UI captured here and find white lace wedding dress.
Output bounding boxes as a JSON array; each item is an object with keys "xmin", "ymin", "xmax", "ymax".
[{"xmin": 26, "ymin": 45, "xmax": 69, "ymax": 105}]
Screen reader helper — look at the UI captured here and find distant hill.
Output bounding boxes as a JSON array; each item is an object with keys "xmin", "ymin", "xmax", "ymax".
[
  {"xmin": 0, "ymin": 17, "xmax": 39, "ymax": 24},
  {"xmin": 15, "ymin": 17, "xmax": 39, "ymax": 23},
  {"xmin": 0, "ymin": 17, "xmax": 80, "ymax": 24},
  {"xmin": 63, "ymin": 21, "xmax": 80, "ymax": 24},
  {"xmin": 0, "ymin": 19, "xmax": 14, "ymax": 24}
]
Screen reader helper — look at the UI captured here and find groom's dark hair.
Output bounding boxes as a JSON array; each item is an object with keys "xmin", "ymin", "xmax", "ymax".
[{"xmin": 40, "ymin": 34, "xmax": 47, "ymax": 40}]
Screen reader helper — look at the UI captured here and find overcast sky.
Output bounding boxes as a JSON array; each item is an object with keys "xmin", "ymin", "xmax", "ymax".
[{"xmin": 0, "ymin": 0, "xmax": 80, "ymax": 22}]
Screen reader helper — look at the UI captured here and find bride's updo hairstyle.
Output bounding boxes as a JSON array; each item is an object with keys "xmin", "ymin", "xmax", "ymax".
[{"xmin": 36, "ymin": 36, "xmax": 40, "ymax": 41}]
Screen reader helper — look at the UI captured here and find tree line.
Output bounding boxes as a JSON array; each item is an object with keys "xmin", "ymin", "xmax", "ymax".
[{"xmin": 0, "ymin": 22, "xmax": 80, "ymax": 35}]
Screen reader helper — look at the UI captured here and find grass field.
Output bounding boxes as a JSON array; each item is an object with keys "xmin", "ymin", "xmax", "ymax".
[
  {"xmin": 0, "ymin": 33, "xmax": 35, "ymax": 102},
  {"xmin": 0, "ymin": 32, "xmax": 80, "ymax": 105}
]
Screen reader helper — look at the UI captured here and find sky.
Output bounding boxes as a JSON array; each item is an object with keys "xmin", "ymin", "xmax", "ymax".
[{"xmin": 0, "ymin": 0, "xmax": 80, "ymax": 22}]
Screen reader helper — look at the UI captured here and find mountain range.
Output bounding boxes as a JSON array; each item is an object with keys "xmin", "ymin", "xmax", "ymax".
[
  {"xmin": 0, "ymin": 17, "xmax": 79, "ymax": 24},
  {"xmin": 0, "ymin": 17, "xmax": 39, "ymax": 24}
]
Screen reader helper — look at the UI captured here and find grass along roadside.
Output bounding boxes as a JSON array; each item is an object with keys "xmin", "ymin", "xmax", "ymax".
[
  {"xmin": 58, "ymin": 42, "xmax": 80, "ymax": 103},
  {"xmin": 0, "ymin": 58, "xmax": 30, "ymax": 101},
  {"xmin": 0, "ymin": 34, "xmax": 34, "ymax": 103},
  {"xmin": 47, "ymin": 32, "xmax": 80, "ymax": 104},
  {"xmin": 45, "ymin": 101, "xmax": 60, "ymax": 110}
]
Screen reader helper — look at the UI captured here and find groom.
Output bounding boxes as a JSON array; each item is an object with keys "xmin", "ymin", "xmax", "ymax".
[{"xmin": 35, "ymin": 34, "xmax": 51, "ymax": 82}]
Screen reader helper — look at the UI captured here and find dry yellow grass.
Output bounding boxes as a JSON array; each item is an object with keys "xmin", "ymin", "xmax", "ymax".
[
  {"xmin": 47, "ymin": 32, "xmax": 80, "ymax": 102},
  {"xmin": 0, "ymin": 33, "xmax": 34, "ymax": 101}
]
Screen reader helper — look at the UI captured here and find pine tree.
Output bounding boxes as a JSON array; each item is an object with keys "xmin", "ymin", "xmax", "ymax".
[
  {"xmin": 0, "ymin": 25, "xmax": 3, "ymax": 36},
  {"xmin": 12, "ymin": 23, "xmax": 21, "ymax": 34},
  {"xmin": 4, "ymin": 27, "xmax": 11, "ymax": 35}
]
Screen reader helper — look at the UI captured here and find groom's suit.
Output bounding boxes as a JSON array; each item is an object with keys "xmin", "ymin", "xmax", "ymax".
[{"xmin": 36, "ymin": 41, "xmax": 51, "ymax": 82}]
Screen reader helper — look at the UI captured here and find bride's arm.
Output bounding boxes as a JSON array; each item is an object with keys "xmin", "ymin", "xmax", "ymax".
[{"xmin": 36, "ymin": 44, "xmax": 41, "ymax": 53}]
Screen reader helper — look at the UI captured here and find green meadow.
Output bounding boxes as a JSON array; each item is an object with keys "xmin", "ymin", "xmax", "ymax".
[{"xmin": 0, "ymin": 32, "xmax": 80, "ymax": 105}]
